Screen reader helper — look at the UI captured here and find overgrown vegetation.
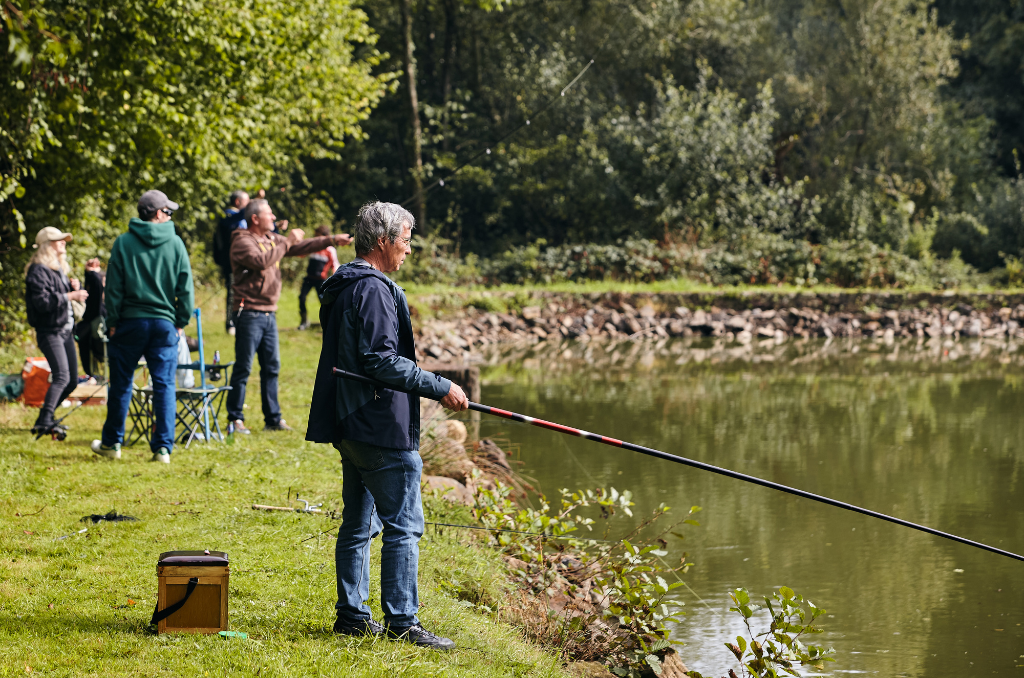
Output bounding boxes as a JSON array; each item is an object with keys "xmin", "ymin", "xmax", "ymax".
[
  {"xmin": 0, "ymin": 0, "xmax": 389, "ymax": 336},
  {"xmin": 7, "ymin": 0, "xmax": 1024, "ymax": 340},
  {"xmin": 468, "ymin": 481, "xmax": 837, "ymax": 678},
  {"xmin": 396, "ymin": 233, "xmax": 988, "ymax": 289}
]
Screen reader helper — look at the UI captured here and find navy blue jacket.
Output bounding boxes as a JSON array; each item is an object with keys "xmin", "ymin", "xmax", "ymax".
[{"xmin": 305, "ymin": 259, "xmax": 451, "ymax": 450}]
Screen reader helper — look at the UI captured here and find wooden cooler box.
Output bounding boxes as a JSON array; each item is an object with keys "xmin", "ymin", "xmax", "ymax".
[{"xmin": 153, "ymin": 550, "xmax": 229, "ymax": 634}]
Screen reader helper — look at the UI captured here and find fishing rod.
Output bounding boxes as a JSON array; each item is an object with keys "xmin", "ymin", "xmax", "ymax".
[{"xmin": 333, "ymin": 367, "xmax": 1024, "ymax": 563}]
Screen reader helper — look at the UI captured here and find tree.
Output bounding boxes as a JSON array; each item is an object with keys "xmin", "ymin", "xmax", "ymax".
[{"xmin": 0, "ymin": 0, "xmax": 391, "ymax": 335}]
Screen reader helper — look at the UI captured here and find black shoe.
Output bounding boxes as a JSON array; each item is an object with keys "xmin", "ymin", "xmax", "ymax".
[
  {"xmin": 36, "ymin": 423, "xmax": 67, "ymax": 440},
  {"xmin": 264, "ymin": 420, "xmax": 294, "ymax": 432},
  {"xmin": 387, "ymin": 623, "xmax": 455, "ymax": 650},
  {"xmin": 333, "ymin": 617, "xmax": 385, "ymax": 637}
]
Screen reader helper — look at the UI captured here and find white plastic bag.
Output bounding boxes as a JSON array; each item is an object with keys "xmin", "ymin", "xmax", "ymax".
[{"xmin": 176, "ymin": 335, "xmax": 195, "ymax": 389}]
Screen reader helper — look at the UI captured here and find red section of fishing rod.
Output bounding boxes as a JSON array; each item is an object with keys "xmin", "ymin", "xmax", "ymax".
[
  {"xmin": 473, "ymin": 404, "xmax": 625, "ymax": 446},
  {"xmin": 331, "ymin": 367, "xmax": 1024, "ymax": 563}
]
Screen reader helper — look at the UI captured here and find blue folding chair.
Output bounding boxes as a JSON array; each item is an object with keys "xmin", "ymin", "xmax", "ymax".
[{"xmin": 175, "ymin": 308, "xmax": 234, "ymax": 447}]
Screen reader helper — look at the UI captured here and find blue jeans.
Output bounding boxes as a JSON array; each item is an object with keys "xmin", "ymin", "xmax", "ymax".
[
  {"xmin": 335, "ymin": 439, "xmax": 424, "ymax": 627},
  {"xmin": 103, "ymin": 318, "xmax": 178, "ymax": 452},
  {"xmin": 227, "ymin": 310, "xmax": 281, "ymax": 426}
]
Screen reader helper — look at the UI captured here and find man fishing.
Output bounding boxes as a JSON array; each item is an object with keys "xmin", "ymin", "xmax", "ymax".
[{"xmin": 306, "ymin": 201, "xmax": 469, "ymax": 649}]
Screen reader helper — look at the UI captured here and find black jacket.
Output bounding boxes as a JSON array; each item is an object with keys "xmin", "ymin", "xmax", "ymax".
[
  {"xmin": 25, "ymin": 263, "xmax": 71, "ymax": 332},
  {"xmin": 305, "ymin": 259, "xmax": 451, "ymax": 450},
  {"xmin": 212, "ymin": 210, "xmax": 246, "ymax": 269},
  {"xmin": 82, "ymin": 269, "xmax": 106, "ymax": 323}
]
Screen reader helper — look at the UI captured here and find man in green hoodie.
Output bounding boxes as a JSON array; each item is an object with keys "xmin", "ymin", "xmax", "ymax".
[{"xmin": 91, "ymin": 190, "xmax": 194, "ymax": 464}]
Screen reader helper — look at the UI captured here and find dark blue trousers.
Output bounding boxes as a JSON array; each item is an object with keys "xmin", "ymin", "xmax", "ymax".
[
  {"xmin": 227, "ymin": 310, "xmax": 281, "ymax": 426},
  {"xmin": 102, "ymin": 318, "xmax": 177, "ymax": 452}
]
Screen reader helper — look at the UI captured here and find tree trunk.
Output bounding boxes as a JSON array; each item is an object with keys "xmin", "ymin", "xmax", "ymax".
[
  {"xmin": 400, "ymin": 0, "xmax": 426, "ymax": 230},
  {"xmin": 441, "ymin": 0, "xmax": 457, "ymax": 152}
]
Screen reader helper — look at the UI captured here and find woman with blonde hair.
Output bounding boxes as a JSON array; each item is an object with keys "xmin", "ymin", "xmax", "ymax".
[{"xmin": 24, "ymin": 227, "xmax": 88, "ymax": 437}]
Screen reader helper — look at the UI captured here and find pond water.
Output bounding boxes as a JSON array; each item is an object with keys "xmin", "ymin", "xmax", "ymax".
[{"xmin": 475, "ymin": 337, "xmax": 1024, "ymax": 677}]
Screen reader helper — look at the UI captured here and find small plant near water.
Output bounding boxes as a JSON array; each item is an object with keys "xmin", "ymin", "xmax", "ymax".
[
  {"xmin": 471, "ymin": 481, "xmax": 698, "ymax": 676},
  {"xmin": 686, "ymin": 587, "xmax": 836, "ymax": 678},
  {"xmin": 469, "ymin": 481, "xmax": 837, "ymax": 677}
]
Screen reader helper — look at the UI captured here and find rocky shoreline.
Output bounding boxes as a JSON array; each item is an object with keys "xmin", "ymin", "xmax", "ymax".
[{"xmin": 414, "ymin": 290, "xmax": 1024, "ymax": 362}]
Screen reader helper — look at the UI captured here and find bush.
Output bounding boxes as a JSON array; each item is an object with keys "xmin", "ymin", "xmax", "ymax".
[
  {"xmin": 393, "ymin": 232, "xmax": 981, "ymax": 289},
  {"xmin": 393, "ymin": 233, "xmax": 481, "ymax": 286},
  {"xmin": 481, "ymin": 237, "xmax": 702, "ymax": 285}
]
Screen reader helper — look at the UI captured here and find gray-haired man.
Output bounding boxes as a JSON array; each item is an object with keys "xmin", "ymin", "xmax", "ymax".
[{"xmin": 307, "ymin": 202, "xmax": 468, "ymax": 648}]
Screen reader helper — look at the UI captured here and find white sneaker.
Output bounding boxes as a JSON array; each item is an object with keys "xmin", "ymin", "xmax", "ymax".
[
  {"xmin": 91, "ymin": 440, "xmax": 121, "ymax": 460},
  {"xmin": 150, "ymin": 447, "xmax": 171, "ymax": 464}
]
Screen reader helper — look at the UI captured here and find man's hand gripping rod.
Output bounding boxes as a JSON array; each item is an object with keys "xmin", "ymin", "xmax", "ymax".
[{"xmin": 332, "ymin": 367, "xmax": 1024, "ymax": 562}]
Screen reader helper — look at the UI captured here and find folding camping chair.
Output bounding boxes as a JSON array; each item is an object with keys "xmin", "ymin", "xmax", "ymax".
[
  {"xmin": 124, "ymin": 362, "xmax": 154, "ymax": 447},
  {"xmin": 173, "ymin": 308, "xmax": 233, "ymax": 448},
  {"xmin": 174, "ymin": 365, "xmax": 233, "ymax": 447}
]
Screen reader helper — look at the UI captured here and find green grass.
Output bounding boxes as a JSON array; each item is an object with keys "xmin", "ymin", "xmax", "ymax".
[{"xmin": 0, "ymin": 288, "xmax": 570, "ymax": 677}]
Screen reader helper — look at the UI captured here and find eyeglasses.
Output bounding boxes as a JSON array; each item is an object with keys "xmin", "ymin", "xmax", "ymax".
[
  {"xmin": 160, "ymin": 208, "xmax": 175, "ymax": 216},
  {"xmin": 397, "ymin": 236, "xmax": 412, "ymax": 245}
]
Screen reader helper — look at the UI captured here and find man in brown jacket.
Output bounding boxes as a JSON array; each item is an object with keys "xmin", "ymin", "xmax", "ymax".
[{"xmin": 227, "ymin": 198, "xmax": 351, "ymax": 433}]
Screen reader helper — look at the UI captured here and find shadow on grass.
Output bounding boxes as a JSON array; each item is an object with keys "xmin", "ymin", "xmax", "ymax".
[{"xmin": 0, "ymin": 613, "xmax": 151, "ymax": 637}]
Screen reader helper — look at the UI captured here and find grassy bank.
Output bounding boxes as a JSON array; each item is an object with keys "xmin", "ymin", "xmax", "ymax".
[
  {"xmin": 0, "ymin": 291, "xmax": 571, "ymax": 678},
  {"xmin": 399, "ymin": 279, "xmax": 1024, "ymax": 299}
]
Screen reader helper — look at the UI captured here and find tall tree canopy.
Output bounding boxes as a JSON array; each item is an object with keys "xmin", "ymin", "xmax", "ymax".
[
  {"xmin": 0, "ymin": 0, "xmax": 389, "ymax": 332},
  {"xmin": 5, "ymin": 0, "xmax": 1024, "ymax": 326},
  {"xmin": 309, "ymin": 0, "xmax": 1018, "ymax": 268}
]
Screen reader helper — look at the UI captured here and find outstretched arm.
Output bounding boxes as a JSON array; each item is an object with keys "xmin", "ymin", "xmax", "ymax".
[{"xmin": 230, "ymin": 232, "xmax": 288, "ymax": 271}]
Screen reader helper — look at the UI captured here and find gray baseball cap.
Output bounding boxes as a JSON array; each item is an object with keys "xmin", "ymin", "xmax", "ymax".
[{"xmin": 137, "ymin": 190, "xmax": 179, "ymax": 215}]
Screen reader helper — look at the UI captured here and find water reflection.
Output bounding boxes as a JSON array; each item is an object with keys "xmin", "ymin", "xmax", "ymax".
[{"xmin": 474, "ymin": 337, "xmax": 1024, "ymax": 677}]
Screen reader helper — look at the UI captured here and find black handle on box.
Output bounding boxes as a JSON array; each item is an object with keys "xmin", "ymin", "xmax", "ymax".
[{"xmin": 150, "ymin": 576, "xmax": 198, "ymax": 625}]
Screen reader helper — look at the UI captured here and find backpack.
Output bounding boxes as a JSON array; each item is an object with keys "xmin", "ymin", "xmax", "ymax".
[
  {"xmin": 212, "ymin": 211, "xmax": 246, "ymax": 268},
  {"xmin": 0, "ymin": 373, "xmax": 24, "ymax": 401}
]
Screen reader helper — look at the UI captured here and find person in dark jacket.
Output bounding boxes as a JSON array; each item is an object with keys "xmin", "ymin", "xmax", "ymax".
[
  {"xmin": 90, "ymin": 190, "xmax": 194, "ymax": 463},
  {"xmin": 306, "ymin": 202, "xmax": 467, "ymax": 649},
  {"xmin": 212, "ymin": 190, "xmax": 249, "ymax": 335},
  {"xmin": 75, "ymin": 258, "xmax": 107, "ymax": 381},
  {"xmin": 24, "ymin": 227, "xmax": 88, "ymax": 436}
]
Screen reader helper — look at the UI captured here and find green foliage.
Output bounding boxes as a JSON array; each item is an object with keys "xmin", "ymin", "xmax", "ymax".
[
  {"xmin": 483, "ymin": 238, "xmax": 698, "ymax": 285},
  {"xmin": 314, "ymin": 0, "xmax": 1011, "ymax": 273},
  {"xmin": 393, "ymin": 233, "xmax": 481, "ymax": 285},
  {"xmin": 8, "ymin": 0, "xmax": 1024, "ymax": 340},
  {"xmin": 1003, "ymin": 253, "xmax": 1024, "ymax": 287},
  {"xmin": 621, "ymin": 68, "xmax": 819, "ymax": 242},
  {"xmin": 398, "ymin": 234, "xmax": 983, "ymax": 288},
  {"xmin": 0, "ymin": 0, "xmax": 390, "ymax": 335},
  {"xmin": 686, "ymin": 587, "xmax": 835, "ymax": 678},
  {"xmin": 471, "ymin": 481, "xmax": 699, "ymax": 677},
  {"xmin": 2, "ymin": 0, "xmax": 388, "ymax": 228},
  {"xmin": 936, "ymin": 0, "xmax": 1024, "ymax": 175}
]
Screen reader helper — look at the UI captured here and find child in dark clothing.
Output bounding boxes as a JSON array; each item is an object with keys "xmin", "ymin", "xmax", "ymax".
[{"xmin": 76, "ymin": 258, "xmax": 107, "ymax": 381}]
